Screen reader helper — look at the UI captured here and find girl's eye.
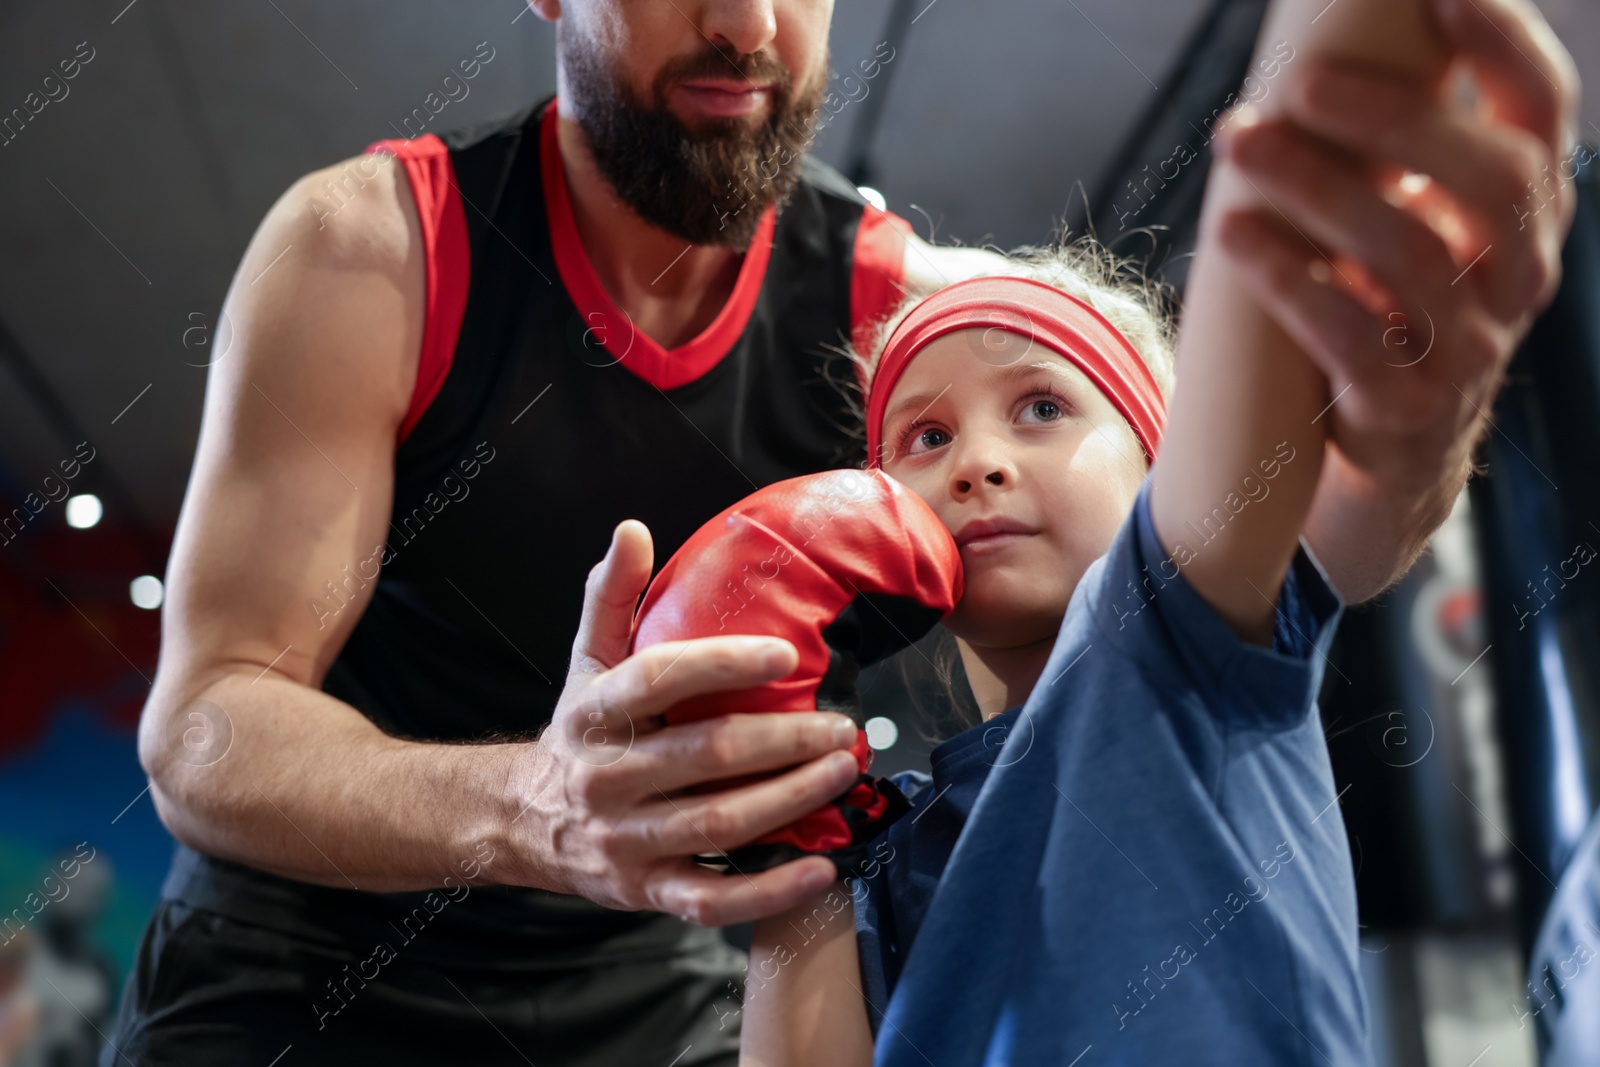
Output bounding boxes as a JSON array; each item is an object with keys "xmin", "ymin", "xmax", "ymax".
[
  {"xmin": 1020, "ymin": 392, "xmax": 1069, "ymax": 424},
  {"xmin": 904, "ymin": 426, "xmax": 951, "ymax": 455}
]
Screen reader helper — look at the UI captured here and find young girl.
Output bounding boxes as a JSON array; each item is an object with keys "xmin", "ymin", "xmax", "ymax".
[{"xmin": 737, "ymin": 237, "xmax": 1366, "ymax": 1065}]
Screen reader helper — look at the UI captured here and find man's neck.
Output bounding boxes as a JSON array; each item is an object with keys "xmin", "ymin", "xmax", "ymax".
[
  {"xmin": 956, "ymin": 634, "xmax": 1054, "ymax": 721},
  {"xmin": 553, "ymin": 101, "xmax": 746, "ymax": 352}
]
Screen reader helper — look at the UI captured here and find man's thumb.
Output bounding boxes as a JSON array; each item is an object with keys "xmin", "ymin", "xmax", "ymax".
[{"xmin": 571, "ymin": 520, "xmax": 654, "ymax": 674}]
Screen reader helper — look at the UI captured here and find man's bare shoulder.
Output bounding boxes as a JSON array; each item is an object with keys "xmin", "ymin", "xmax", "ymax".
[
  {"xmin": 897, "ymin": 229, "xmax": 1016, "ymax": 294},
  {"xmin": 278, "ymin": 148, "xmax": 424, "ymax": 283},
  {"xmin": 224, "ymin": 150, "xmax": 425, "ymax": 433}
]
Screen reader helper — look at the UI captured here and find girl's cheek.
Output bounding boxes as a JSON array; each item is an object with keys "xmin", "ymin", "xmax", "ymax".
[{"xmin": 894, "ymin": 468, "xmax": 945, "ymax": 515}]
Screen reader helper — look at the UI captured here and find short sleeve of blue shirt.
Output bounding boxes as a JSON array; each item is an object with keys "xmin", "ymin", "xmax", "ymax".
[{"xmin": 857, "ymin": 474, "xmax": 1367, "ymax": 1067}]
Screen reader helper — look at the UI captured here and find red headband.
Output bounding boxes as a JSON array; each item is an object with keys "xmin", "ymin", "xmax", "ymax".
[{"xmin": 864, "ymin": 276, "xmax": 1167, "ymax": 468}]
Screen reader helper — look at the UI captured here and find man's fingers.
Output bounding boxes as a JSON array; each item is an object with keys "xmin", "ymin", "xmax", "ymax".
[
  {"xmin": 1282, "ymin": 59, "xmax": 1565, "ymax": 322},
  {"xmin": 548, "ymin": 636, "xmax": 802, "ymax": 774},
  {"xmin": 602, "ymin": 635, "xmax": 799, "ymax": 721},
  {"xmin": 1435, "ymin": 0, "xmax": 1579, "ymax": 154},
  {"xmin": 1286, "ymin": 61, "xmax": 1545, "ymax": 235},
  {"xmin": 1217, "ymin": 212, "xmax": 1391, "ymax": 422},
  {"xmin": 634, "ymin": 750, "xmax": 862, "ymax": 857},
  {"xmin": 1223, "ymin": 121, "xmax": 1460, "ymax": 326},
  {"xmin": 645, "ymin": 855, "xmax": 839, "ymax": 927},
  {"xmin": 569, "ymin": 520, "xmax": 654, "ymax": 676},
  {"xmin": 619, "ymin": 712, "xmax": 860, "ymax": 798}
]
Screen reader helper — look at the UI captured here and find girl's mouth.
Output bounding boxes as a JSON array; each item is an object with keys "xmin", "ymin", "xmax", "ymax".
[{"xmin": 954, "ymin": 516, "xmax": 1039, "ymax": 551}]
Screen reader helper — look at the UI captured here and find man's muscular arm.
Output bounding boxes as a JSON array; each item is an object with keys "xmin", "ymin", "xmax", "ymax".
[
  {"xmin": 139, "ymin": 152, "xmax": 475, "ymax": 891},
  {"xmin": 140, "ymin": 154, "xmax": 859, "ymax": 919}
]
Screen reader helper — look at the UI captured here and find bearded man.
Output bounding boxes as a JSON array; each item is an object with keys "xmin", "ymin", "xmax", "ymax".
[{"xmin": 108, "ymin": 0, "xmax": 1579, "ymax": 1063}]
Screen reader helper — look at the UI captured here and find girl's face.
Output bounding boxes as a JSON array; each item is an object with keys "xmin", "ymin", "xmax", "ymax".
[{"xmin": 880, "ymin": 328, "xmax": 1149, "ymax": 650}]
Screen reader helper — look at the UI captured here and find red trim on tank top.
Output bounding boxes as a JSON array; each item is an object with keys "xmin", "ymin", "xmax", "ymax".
[
  {"xmin": 539, "ymin": 98, "xmax": 777, "ymax": 392},
  {"xmin": 362, "ymin": 134, "xmax": 472, "ymax": 446},
  {"xmin": 848, "ymin": 203, "xmax": 914, "ymax": 397}
]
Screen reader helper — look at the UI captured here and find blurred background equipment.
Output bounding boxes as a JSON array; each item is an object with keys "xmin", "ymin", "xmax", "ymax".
[
  {"xmin": 0, "ymin": 929, "xmax": 41, "ymax": 1067},
  {"xmin": 11, "ymin": 849, "xmax": 114, "ymax": 1067},
  {"xmin": 1472, "ymin": 146, "xmax": 1600, "ymax": 1067},
  {"xmin": 0, "ymin": 2, "xmax": 1596, "ymax": 1065}
]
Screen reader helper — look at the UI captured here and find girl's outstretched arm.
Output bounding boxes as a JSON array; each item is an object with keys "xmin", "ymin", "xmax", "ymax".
[
  {"xmin": 739, "ymin": 884, "xmax": 873, "ymax": 1067},
  {"xmin": 1150, "ymin": 0, "xmax": 1449, "ymax": 644}
]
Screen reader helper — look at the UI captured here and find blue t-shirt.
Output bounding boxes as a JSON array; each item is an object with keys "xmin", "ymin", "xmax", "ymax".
[
  {"xmin": 853, "ymin": 474, "xmax": 1364, "ymax": 1066},
  {"xmin": 852, "ymin": 704, "xmax": 1025, "ymax": 1014}
]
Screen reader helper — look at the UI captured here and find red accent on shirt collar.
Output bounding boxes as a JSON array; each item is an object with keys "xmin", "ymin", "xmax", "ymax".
[{"xmin": 539, "ymin": 98, "xmax": 777, "ymax": 391}]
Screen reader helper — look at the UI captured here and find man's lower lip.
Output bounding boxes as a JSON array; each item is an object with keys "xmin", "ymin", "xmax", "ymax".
[{"xmin": 674, "ymin": 85, "xmax": 769, "ymax": 117}]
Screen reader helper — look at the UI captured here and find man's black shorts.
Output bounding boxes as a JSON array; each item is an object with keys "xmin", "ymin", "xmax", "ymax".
[{"xmin": 101, "ymin": 899, "xmax": 745, "ymax": 1066}]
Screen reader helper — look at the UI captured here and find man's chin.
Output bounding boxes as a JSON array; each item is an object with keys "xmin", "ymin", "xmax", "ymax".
[
  {"xmin": 667, "ymin": 116, "xmax": 762, "ymax": 154},
  {"xmin": 572, "ymin": 85, "xmax": 818, "ymax": 247}
]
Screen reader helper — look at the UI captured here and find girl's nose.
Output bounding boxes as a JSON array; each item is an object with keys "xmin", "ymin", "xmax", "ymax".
[
  {"xmin": 953, "ymin": 463, "xmax": 1004, "ymax": 499},
  {"xmin": 955, "ymin": 469, "xmax": 1005, "ymax": 494}
]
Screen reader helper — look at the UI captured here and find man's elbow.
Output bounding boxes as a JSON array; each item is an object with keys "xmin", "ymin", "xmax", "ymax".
[
  {"xmin": 139, "ymin": 716, "xmax": 226, "ymax": 857},
  {"xmin": 138, "ymin": 684, "xmax": 175, "ymax": 784},
  {"xmin": 136, "ymin": 673, "xmax": 224, "ymax": 838}
]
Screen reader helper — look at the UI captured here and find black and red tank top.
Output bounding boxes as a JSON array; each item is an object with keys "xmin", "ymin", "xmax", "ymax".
[
  {"xmin": 324, "ymin": 95, "xmax": 913, "ymax": 741},
  {"xmin": 160, "ymin": 95, "xmax": 917, "ymax": 962}
]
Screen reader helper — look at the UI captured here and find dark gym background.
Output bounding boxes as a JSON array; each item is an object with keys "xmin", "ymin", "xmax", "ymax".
[{"xmin": 0, "ymin": 2, "xmax": 1596, "ymax": 1064}]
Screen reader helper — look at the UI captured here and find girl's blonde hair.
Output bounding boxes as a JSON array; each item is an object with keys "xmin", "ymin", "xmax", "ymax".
[
  {"xmin": 841, "ymin": 233, "xmax": 1180, "ymax": 738},
  {"xmin": 847, "ymin": 234, "xmax": 1179, "ymax": 435}
]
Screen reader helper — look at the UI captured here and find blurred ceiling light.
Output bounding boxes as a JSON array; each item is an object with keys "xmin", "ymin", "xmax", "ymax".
[
  {"xmin": 65, "ymin": 493, "xmax": 102, "ymax": 529},
  {"xmin": 865, "ymin": 715, "xmax": 899, "ymax": 750},
  {"xmin": 130, "ymin": 575, "xmax": 164, "ymax": 610}
]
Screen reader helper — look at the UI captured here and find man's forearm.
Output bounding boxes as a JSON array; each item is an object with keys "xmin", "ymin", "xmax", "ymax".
[
  {"xmin": 1303, "ymin": 444, "xmax": 1471, "ymax": 605},
  {"xmin": 140, "ymin": 669, "xmax": 527, "ymax": 894}
]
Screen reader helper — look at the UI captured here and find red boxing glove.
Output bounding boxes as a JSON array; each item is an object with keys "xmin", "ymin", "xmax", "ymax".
[{"xmin": 631, "ymin": 469, "xmax": 963, "ymax": 874}]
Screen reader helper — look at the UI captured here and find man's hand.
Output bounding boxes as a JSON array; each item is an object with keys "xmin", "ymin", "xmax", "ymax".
[
  {"xmin": 1212, "ymin": 0, "xmax": 1582, "ymax": 602},
  {"xmin": 501, "ymin": 520, "xmax": 863, "ymax": 927}
]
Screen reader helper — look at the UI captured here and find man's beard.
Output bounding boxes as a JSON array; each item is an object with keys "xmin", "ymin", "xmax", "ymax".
[{"xmin": 560, "ymin": 25, "xmax": 827, "ymax": 250}]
